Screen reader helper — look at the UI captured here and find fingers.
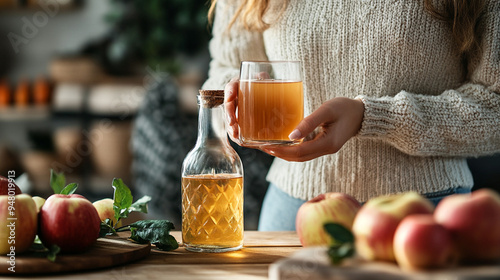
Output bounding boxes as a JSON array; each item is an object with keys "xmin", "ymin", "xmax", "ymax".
[
  {"xmin": 255, "ymin": 72, "xmax": 271, "ymax": 80},
  {"xmin": 289, "ymin": 102, "xmax": 335, "ymax": 140},
  {"xmin": 225, "ymin": 98, "xmax": 237, "ymax": 126},
  {"xmin": 224, "ymin": 77, "xmax": 241, "ymax": 142},
  {"xmin": 224, "ymin": 77, "xmax": 239, "ymax": 102},
  {"xmin": 224, "ymin": 78, "xmax": 239, "ymax": 126},
  {"xmin": 262, "ymin": 133, "xmax": 338, "ymax": 162},
  {"xmin": 227, "ymin": 125, "xmax": 241, "ymax": 145},
  {"xmin": 260, "ymin": 98, "xmax": 364, "ymax": 161}
]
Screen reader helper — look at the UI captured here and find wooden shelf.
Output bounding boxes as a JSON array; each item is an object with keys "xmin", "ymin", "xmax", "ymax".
[{"xmin": 0, "ymin": 105, "xmax": 51, "ymax": 121}]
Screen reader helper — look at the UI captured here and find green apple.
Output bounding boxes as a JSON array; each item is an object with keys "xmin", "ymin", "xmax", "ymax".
[
  {"xmin": 296, "ymin": 192, "xmax": 361, "ymax": 247},
  {"xmin": 93, "ymin": 198, "xmax": 120, "ymax": 227},
  {"xmin": 32, "ymin": 196, "xmax": 46, "ymax": 213}
]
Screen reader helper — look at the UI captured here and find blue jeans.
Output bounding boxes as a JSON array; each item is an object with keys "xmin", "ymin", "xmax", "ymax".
[{"xmin": 257, "ymin": 184, "xmax": 471, "ymax": 231}]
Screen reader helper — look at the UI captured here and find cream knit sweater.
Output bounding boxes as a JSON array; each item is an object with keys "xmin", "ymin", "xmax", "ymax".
[{"xmin": 202, "ymin": 0, "xmax": 500, "ymax": 202}]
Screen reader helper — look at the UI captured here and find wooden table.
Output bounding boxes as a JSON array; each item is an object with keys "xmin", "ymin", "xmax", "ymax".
[{"xmin": 19, "ymin": 231, "xmax": 302, "ymax": 280}]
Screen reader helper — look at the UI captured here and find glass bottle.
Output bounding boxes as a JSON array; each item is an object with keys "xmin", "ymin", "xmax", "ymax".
[{"xmin": 181, "ymin": 89, "xmax": 244, "ymax": 252}]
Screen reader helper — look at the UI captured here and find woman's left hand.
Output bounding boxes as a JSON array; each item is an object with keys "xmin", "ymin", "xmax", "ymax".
[{"xmin": 261, "ymin": 97, "xmax": 365, "ymax": 162}]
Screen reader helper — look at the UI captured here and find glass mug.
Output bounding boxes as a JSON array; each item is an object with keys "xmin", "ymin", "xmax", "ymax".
[{"xmin": 238, "ymin": 61, "xmax": 304, "ymax": 146}]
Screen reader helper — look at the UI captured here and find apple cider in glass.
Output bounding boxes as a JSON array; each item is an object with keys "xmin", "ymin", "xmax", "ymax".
[
  {"xmin": 238, "ymin": 61, "xmax": 304, "ymax": 146},
  {"xmin": 181, "ymin": 174, "xmax": 243, "ymax": 249},
  {"xmin": 238, "ymin": 80, "xmax": 303, "ymax": 143}
]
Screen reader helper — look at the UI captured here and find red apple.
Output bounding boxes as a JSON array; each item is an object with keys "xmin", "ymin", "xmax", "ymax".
[
  {"xmin": 39, "ymin": 194, "xmax": 101, "ymax": 253},
  {"xmin": 434, "ymin": 188, "xmax": 500, "ymax": 262},
  {"xmin": 0, "ymin": 175, "xmax": 22, "ymax": 195},
  {"xmin": 393, "ymin": 214, "xmax": 455, "ymax": 270},
  {"xmin": 0, "ymin": 194, "xmax": 38, "ymax": 254},
  {"xmin": 352, "ymin": 192, "xmax": 434, "ymax": 262},
  {"xmin": 296, "ymin": 192, "xmax": 361, "ymax": 247}
]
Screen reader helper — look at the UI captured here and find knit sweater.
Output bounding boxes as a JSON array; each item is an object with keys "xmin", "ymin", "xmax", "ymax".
[{"xmin": 202, "ymin": 0, "xmax": 500, "ymax": 202}]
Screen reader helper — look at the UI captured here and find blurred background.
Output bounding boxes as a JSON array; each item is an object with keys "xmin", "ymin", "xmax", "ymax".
[
  {"xmin": 0, "ymin": 0, "xmax": 274, "ymax": 230},
  {"xmin": 0, "ymin": 0, "xmax": 498, "ymax": 229}
]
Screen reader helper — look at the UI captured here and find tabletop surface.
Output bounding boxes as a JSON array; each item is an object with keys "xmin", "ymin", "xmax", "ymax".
[{"xmin": 17, "ymin": 231, "xmax": 302, "ymax": 280}]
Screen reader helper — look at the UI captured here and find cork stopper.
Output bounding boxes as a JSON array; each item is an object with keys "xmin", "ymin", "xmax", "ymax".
[{"xmin": 198, "ymin": 89, "xmax": 224, "ymax": 108}]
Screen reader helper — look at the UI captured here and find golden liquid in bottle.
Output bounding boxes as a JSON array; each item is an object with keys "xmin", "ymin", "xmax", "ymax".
[{"xmin": 182, "ymin": 174, "xmax": 243, "ymax": 250}]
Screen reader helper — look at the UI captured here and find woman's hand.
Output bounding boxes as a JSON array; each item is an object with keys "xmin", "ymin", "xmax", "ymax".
[
  {"xmin": 224, "ymin": 77, "xmax": 240, "ymax": 143},
  {"xmin": 223, "ymin": 78, "xmax": 365, "ymax": 160},
  {"xmin": 261, "ymin": 97, "xmax": 365, "ymax": 162}
]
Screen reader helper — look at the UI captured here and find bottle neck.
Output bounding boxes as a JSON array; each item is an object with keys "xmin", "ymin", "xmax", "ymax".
[{"xmin": 195, "ymin": 103, "xmax": 229, "ymax": 148}]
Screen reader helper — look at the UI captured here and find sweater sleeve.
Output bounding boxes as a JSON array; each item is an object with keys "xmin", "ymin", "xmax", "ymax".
[
  {"xmin": 201, "ymin": 0, "xmax": 268, "ymax": 90},
  {"xmin": 356, "ymin": 1, "xmax": 500, "ymax": 157}
]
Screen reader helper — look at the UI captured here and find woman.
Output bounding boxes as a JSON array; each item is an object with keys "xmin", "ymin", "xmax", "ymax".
[{"xmin": 201, "ymin": 0, "xmax": 500, "ymax": 230}]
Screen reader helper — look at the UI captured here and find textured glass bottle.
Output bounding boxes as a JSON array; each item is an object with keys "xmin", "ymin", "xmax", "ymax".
[{"xmin": 181, "ymin": 90, "xmax": 244, "ymax": 252}]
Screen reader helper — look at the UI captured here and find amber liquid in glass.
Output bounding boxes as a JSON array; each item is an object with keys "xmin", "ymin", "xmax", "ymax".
[
  {"xmin": 238, "ymin": 80, "xmax": 304, "ymax": 145},
  {"xmin": 182, "ymin": 174, "xmax": 244, "ymax": 250}
]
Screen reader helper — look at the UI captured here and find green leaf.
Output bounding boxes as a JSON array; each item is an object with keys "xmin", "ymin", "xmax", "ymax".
[
  {"xmin": 60, "ymin": 183, "xmax": 78, "ymax": 195},
  {"xmin": 129, "ymin": 220, "xmax": 179, "ymax": 251},
  {"xmin": 29, "ymin": 235, "xmax": 61, "ymax": 261},
  {"xmin": 327, "ymin": 243, "xmax": 355, "ymax": 265},
  {"xmin": 155, "ymin": 235, "xmax": 179, "ymax": 251},
  {"xmin": 112, "ymin": 178, "xmax": 133, "ymax": 221},
  {"xmin": 128, "ymin": 195, "xmax": 151, "ymax": 214},
  {"xmin": 33, "ymin": 235, "xmax": 42, "ymax": 244},
  {"xmin": 99, "ymin": 220, "xmax": 117, "ymax": 237},
  {"xmin": 50, "ymin": 170, "xmax": 66, "ymax": 194},
  {"xmin": 29, "ymin": 242, "xmax": 46, "ymax": 252},
  {"xmin": 323, "ymin": 223, "xmax": 356, "ymax": 265},
  {"xmin": 47, "ymin": 245, "xmax": 61, "ymax": 262},
  {"xmin": 29, "ymin": 235, "xmax": 46, "ymax": 251},
  {"xmin": 324, "ymin": 223, "xmax": 354, "ymax": 244}
]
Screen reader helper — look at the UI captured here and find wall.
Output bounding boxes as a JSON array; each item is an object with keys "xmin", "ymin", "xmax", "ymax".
[{"xmin": 0, "ymin": 0, "xmax": 112, "ymax": 81}]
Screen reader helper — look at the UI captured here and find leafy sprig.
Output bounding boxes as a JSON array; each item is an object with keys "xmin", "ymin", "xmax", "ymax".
[
  {"xmin": 99, "ymin": 178, "xmax": 151, "ymax": 236},
  {"xmin": 324, "ymin": 223, "xmax": 356, "ymax": 265},
  {"xmin": 30, "ymin": 169, "xmax": 76, "ymax": 262},
  {"xmin": 30, "ymin": 225, "xmax": 61, "ymax": 262},
  {"xmin": 39, "ymin": 170, "xmax": 178, "ymax": 258},
  {"xmin": 128, "ymin": 220, "xmax": 179, "ymax": 251},
  {"xmin": 50, "ymin": 170, "xmax": 78, "ymax": 195},
  {"xmin": 99, "ymin": 178, "xmax": 178, "ymax": 251}
]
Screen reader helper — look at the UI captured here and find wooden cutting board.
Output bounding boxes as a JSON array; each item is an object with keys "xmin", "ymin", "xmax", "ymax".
[
  {"xmin": 0, "ymin": 234, "xmax": 151, "ymax": 275},
  {"xmin": 269, "ymin": 247, "xmax": 500, "ymax": 279}
]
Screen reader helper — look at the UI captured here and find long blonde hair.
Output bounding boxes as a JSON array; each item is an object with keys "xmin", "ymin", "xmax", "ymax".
[{"xmin": 208, "ymin": 0, "xmax": 485, "ymax": 56}]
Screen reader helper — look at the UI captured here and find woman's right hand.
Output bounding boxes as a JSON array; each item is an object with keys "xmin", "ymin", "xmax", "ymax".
[{"xmin": 224, "ymin": 77, "xmax": 240, "ymax": 144}]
